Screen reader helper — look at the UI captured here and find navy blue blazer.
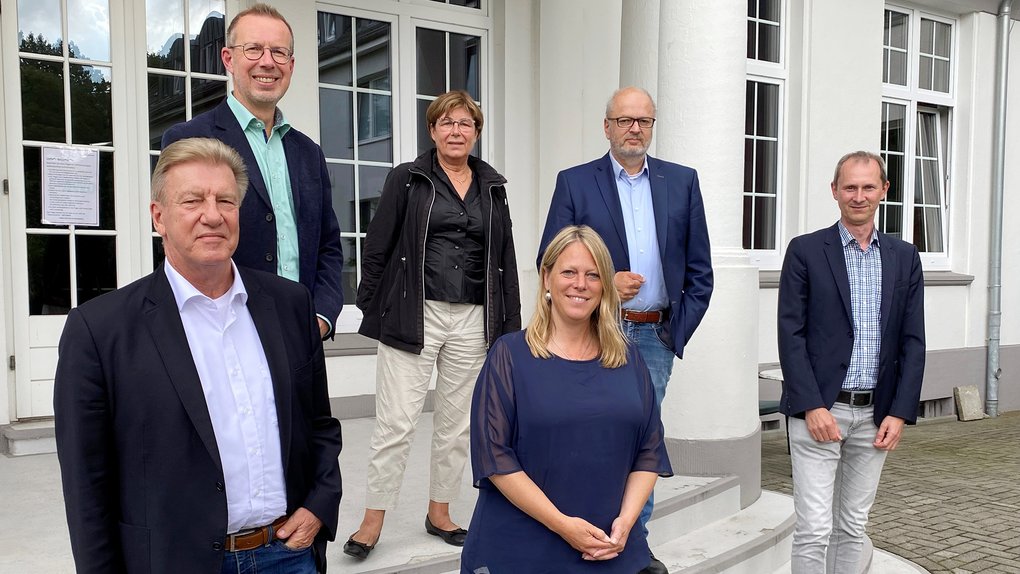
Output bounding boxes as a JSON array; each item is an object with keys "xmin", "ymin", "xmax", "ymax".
[
  {"xmin": 777, "ymin": 224, "xmax": 926, "ymax": 426},
  {"xmin": 539, "ymin": 153, "xmax": 713, "ymax": 358},
  {"xmin": 162, "ymin": 100, "xmax": 344, "ymax": 335},
  {"xmin": 54, "ymin": 265, "xmax": 343, "ymax": 574}
]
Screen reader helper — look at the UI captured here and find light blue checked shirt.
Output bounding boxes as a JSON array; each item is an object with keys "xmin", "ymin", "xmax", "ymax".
[{"xmin": 838, "ymin": 221, "xmax": 882, "ymax": 391}]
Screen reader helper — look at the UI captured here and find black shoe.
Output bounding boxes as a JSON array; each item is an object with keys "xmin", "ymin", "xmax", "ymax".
[
  {"xmin": 637, "ymin": 552, "xmax": 668, "ymax": 574},
  {"xmin": 342, "ymin": 532, "xmax": 376, "ymax": 560},
  {"xmin": 425, "ymin": 515, "xmax": 468, "ymax": 546}
]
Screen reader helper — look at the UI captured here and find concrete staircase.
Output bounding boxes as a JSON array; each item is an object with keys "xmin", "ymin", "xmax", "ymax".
[
  {"xmin": 334, "ymin": 415, "xmax": 800, "ymax": 574},
  {"xmin": 2, "ymin": 414, "xmax": 928, "ymax": 573}
]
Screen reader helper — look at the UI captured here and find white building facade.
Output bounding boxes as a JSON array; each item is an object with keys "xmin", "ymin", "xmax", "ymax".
[{"xmin": 1, "ymin": 0, "xmax": 1017, "ymax": 500}]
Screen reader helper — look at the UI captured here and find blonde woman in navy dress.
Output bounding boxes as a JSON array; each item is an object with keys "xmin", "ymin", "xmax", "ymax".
[{"xmin": 462, "ymin": 225, "xmax": 672, "ymax": 573}]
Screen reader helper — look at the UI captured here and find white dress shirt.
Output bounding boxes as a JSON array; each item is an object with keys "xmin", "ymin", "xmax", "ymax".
[{"xmin": 164, "ymin": 261, "xmax": 287, "ymax": 533}]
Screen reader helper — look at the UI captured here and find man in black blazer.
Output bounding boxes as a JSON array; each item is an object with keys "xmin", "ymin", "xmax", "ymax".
[
  {"xmin": 538, "ymin": 87, "xmax": 713, "ymax": 574},
  {"xmin": 778, "ymin": 151, "xmax": 925, "ymax": 573},
  {"xmin": 162, "ymin": 3, "xmax": 343, "ymax": 340},
  {"xmin": 55, "ymin": 138, "xmax": 342, "ymax": 574}
]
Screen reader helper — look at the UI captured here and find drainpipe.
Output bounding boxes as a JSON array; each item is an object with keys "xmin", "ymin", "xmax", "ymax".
[{"xmin": 987, "ymin": 0, "xmax": 1013, "ymax": 418}]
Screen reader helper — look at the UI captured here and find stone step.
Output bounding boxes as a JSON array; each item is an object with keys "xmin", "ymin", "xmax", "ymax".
[
  {"xmin": 650, "ymin": 490, "xmax": 796, "ymax": 574},
  {"xmin": 334, "ymin": 415, "xmax": 745, "ymax": 573},
  {"xmin": 1, "ymin": 420, "xmax": 56, "ymax": 456}
]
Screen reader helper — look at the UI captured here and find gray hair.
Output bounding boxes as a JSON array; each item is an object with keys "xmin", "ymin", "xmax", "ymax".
[
  {"xmin": 605, "ymin": 86, "xmax": 657, "ymax": 118},
  {"xmin": 832, "ymin": 151, "xmax": 888, "ymax": 186},
  {"xmin": 151, "ymin": 138, "xmax": 249, "ymax": 203}
]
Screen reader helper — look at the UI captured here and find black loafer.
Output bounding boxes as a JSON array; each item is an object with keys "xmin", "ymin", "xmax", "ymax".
[
  {"xmin": 425, "ymin": 515, "xmax": 468, "ymax": 546},
  {"xmin": 638, "ymin": 551, "xmax": 669, "ymax": 574},
  {"xmin": 342, "ymin": 532, "xmax": 376, "ymax": 560}
]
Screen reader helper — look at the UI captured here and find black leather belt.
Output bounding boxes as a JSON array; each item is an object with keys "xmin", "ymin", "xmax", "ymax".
[{"xmin": 836, "ymin": 390, "xmax": 874, "ymax": 407}]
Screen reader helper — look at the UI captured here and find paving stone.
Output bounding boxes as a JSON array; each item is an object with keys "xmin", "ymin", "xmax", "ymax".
[{"xmin": 762, "ymin": 411, "xmax": 1020, "ymax": 573}]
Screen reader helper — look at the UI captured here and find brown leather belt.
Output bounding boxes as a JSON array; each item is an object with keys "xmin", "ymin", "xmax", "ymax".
[
  {"xmin": 620, "ymin": 309, "xmax": 665, "ymax": 323},
  {"xmin": 225, "ymin": 516, "xmax": 287, "ymax": 552}
]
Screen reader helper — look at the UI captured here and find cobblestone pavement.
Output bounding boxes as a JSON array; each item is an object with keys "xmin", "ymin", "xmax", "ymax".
[{"xmin": 761, "ymin": 411, "xmax": 1020, "ymax": 574}]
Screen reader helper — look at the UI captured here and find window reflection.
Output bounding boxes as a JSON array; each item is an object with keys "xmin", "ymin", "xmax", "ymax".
[
  {"xmin": 320, "ymin": 89, "xmax": 354, "ymax": 160},
  {"xmin": 18, "ymin": 0, "xmax": 63, "ymax": 56},
  {"xmin": 192, "ymin": 77, "xmax": 227, "ymax": 117},
  {"xmin": 417, "ymin": 28, "xmax": 445, "ymax": 96},
  {"xmin": 68, "ymin": 0, "xmax": 111, "ymax": 62},
  {"xmin": 190, "ymin": 1, "xmax": 226, "ymax": 74},
  {"xmin": 28, "ymin": 235, "xmax": 71, "ymax": 315},
  {"xmin": 71, "ymin": 65, "xmax": 113, "ymax": 145},
  {"xmin": 146, "ymin": 0, "xmax": 185, "ymax": 71},
  {"xmin": 21, "ymin": 59, "xmax": 65, "ymax": 142},
  {"xmin": 148, "ymin": 74, "xmax": 186, "ymax": 150},
  {"xmin": 76, "ymin": 235, "xmax": 117, "ymax": 305}
]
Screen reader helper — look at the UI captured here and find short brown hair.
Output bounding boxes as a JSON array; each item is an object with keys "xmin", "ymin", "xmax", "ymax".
[
  {"xmin": 227, "ymin": 3, "xmax": 294, "ymax": 50},
  {"xmin": 425, "ymin": 90, "xmax": 484, "ymax": 135},
  {"xmin": 152, "ymin": 138, "xmax": 249, "ymax": 204},
  {"xmin": 832, "ymin": 151, "xmax": 888, "ymax": 186}
]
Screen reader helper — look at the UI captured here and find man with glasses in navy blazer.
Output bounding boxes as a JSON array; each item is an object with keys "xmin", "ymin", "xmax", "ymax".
[
  {"xmin": 538, "ymin": 86, "xmax": 714, "ymax": 574},
  {"xmin": 163, "ymin": 3, "xmax": 343, "ymax": 340},
  {"xmin": 778, "ymin": 151, "xmax": 925, "ymax": 573}
]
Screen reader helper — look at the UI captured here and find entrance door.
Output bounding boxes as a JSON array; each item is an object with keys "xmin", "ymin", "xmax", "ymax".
[{"xmin": 3, "ymin": 0, "xmax": 130, "ymax": 419}]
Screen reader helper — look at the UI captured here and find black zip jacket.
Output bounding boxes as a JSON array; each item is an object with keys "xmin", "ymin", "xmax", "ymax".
[{"xmin": 357, "ymin": 149, "xmax": 521, "ymax": 354}]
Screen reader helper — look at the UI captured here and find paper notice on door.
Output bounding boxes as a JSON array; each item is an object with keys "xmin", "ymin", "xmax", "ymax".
[{"xmin": 41, "ymin": 146, "xmax": 100, "ymax": 226}]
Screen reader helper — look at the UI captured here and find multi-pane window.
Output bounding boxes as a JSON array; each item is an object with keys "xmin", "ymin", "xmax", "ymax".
[
  {"xmin": 744, "ymin": 81, "xmax": 779, "ymax": 250},
  {"xmin": 415, "ymin": 27, "xmax": 482, "ymax": 155},
  {"xmin": 743, "ymin": 0, "xmax": 784, "ymax": 255},
  {"xmin": 317, "ymin": 12, "xmax": 394, "ymax": 306},
  {"xmin": 316, "ymin": 6, "xmax": 489, "ymax": 333},
  {"xmin": 17, "ymin": 0, "xmax": 117, "ymax": 314},
  {"xmin": 880, "ymin": 7, "xmax": 953, "ymax": 257},
  {"xmin": 146, "ymin": 0, "xmax": 229, "ymax": 264}
]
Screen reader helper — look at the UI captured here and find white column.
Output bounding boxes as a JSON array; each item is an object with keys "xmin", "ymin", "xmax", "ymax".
[
  {"xmin": 619, "ymin": 0, "xmax": 659, "ymax": 156},
  {"xmin": 655, "ymin": 0, "xmax": 762, "ymax": 503}
]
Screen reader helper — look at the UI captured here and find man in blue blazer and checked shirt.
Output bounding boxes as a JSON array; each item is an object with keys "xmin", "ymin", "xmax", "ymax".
[
  {"xmin": 539, "ymin": 86, "xmax": 714, "ymax": 574},
  {"xmin": 778, "ymin": 151, "xmax": 925, "ymax": 573}
]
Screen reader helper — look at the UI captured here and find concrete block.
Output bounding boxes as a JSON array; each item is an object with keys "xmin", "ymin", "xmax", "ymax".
[{"xmin": 954, "ymin": 386, "xmax": 985, "ymax": 421}]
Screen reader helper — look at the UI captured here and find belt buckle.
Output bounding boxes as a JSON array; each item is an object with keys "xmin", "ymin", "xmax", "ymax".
[
  {"xmin": 850, "ymin": 390, "xmax": 872, "ymax": 407},
  {"xmin": 226, "ymin": 531, "xmax": 242, "ymax": 552}
]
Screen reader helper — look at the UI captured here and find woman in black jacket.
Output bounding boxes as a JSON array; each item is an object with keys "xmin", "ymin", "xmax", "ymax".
[{"xmin": 344, "ymin": 90, "xmax": 521, "ymax": 560}]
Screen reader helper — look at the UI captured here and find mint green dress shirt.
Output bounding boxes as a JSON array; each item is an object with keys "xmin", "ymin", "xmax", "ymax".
[{"xmin": 226, "ymin": 93, "xmax": 300, "ymax": 283}]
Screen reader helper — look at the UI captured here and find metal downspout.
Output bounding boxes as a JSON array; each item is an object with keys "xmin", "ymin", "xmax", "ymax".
[{"xmin": 987, "ymin": 0, "xmax": 1013, "ymax": 418}]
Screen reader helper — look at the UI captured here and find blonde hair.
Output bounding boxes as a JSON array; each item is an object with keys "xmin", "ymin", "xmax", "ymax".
[
  {"xmin": 152, "ymin": 138, "xmax": 248, "ymax": 203},
  {"xmin": 526, "ymin": 225, "xmax": 628, "ymax": 368}
]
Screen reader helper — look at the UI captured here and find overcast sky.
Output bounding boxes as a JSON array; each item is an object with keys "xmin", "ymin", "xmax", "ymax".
[{"xmin": 18, "ymin": 0, "xmax": 223, "ymax": 60}]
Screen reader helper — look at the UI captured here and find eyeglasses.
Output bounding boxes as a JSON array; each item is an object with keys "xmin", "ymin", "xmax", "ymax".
[
  {"xmin": 435, "ymin": 118, "xmax": 477, "ymax": 132},
  {"xmin": 607, "ymin": 117, "xmax": 656, "ymax": 129},
  {"xmin": 229, "ymin": 43, "xmax": 293, "ymax": 65}
]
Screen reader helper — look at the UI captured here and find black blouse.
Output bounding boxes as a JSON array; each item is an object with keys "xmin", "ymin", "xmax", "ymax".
[{"xmin": 424, "ymin": 169, "xmax": 485, "ymax": 305}]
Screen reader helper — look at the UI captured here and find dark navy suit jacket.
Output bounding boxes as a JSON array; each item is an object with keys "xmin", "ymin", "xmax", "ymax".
[
  {"xmin": 54, "ymin": 265, "xmax": 343, "ymax": 574},
  {"xmin": 539, "ymin": 153, "xmax": 713, "ymax": 358},
  {"xmin": 777, "ymin": 224, "xmax": 926, "ymax": 426},
  {"xmin": 162, "ymin": 100, "xmax": 344, "ymax": 335}
]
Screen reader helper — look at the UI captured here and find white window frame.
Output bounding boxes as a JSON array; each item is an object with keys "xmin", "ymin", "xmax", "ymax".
[
  {"xmin": 316, "ymin": 0, "xmax": 493, "ymax": 334},
  {"xmin": 744, "ymin": 0, "xmax": 786, "ymax": 269},
  {"xmin": 881, "ymin": 5, "xmax": 955, "ymax": 269}
]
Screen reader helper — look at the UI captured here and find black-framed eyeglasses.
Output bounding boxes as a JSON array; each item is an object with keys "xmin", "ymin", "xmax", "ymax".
[
  {"xmin": 229, "ymin": 43, "xmax": 293, "ymax": 64},
  {"xmin": 607, "ymin": 116, "xmax": 656, "ymax": 129}
]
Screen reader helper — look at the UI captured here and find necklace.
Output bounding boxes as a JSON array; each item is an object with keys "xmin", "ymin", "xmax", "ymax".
[
  {"xmin": 549, "ymin": 335, "xmax": 596, "ymax": 361},
  {"xmin": 439, "ymin": 160, "xmax": 471, "ymax": 185}
]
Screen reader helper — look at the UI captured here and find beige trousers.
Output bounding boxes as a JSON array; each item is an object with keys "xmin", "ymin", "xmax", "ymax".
[{"xmin": 365, "ymin": 300, "xmax": 486, "ymax": 510}]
